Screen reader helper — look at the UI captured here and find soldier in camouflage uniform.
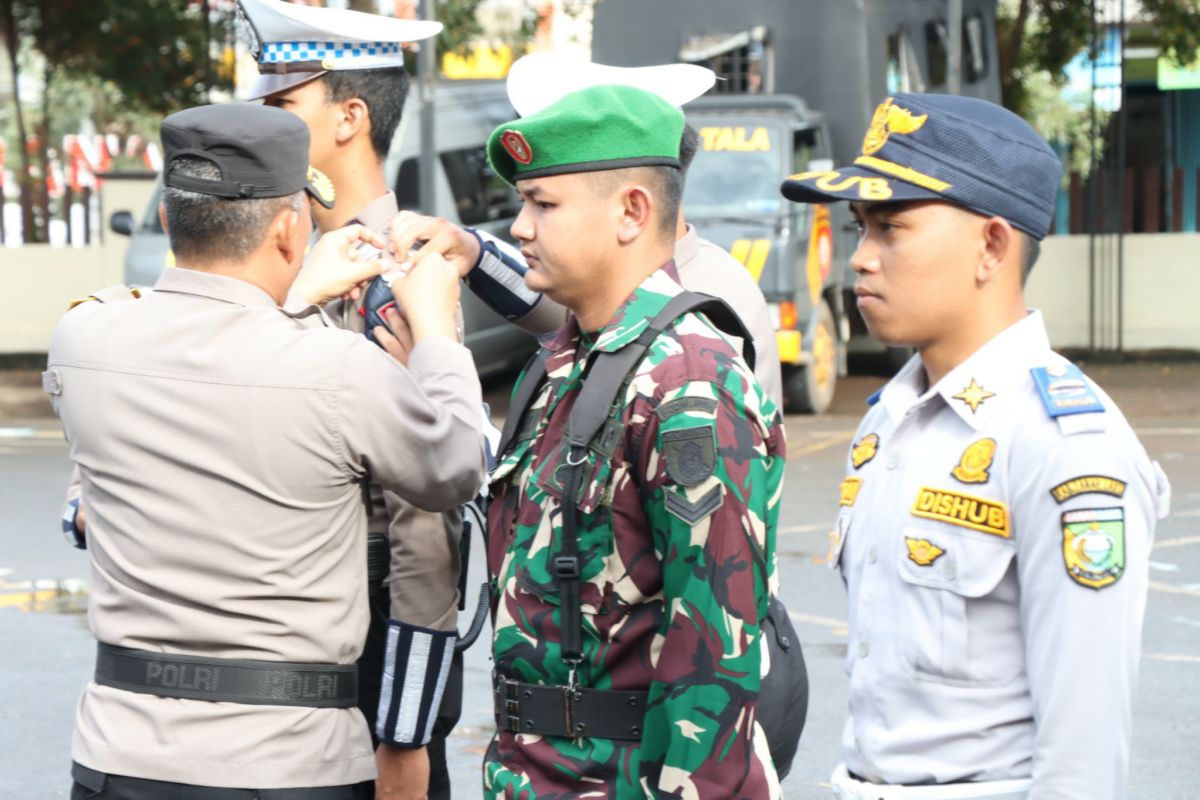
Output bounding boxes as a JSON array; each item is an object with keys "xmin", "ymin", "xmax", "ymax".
[{"xmin": 482, "ymin": 84, "xmax": 785, "ymax": 798}]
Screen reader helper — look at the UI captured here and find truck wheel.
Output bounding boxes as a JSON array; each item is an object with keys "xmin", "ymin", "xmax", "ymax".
[{"xmin": 784, "ymin": 299, "xmax": 837, "ymax": 415}]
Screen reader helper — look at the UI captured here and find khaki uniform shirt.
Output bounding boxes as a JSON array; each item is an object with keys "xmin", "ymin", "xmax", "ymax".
[
  {"xmin": 323, "ymin": 192, "xmax": 462, "ymax": 633},
  {"xmin": 47, "ymin": 267, "xmax": 485, "ymax": 788},
  {"xmin": 674, "ymin": 224, "xmax": 783, "ymax": 409},
  {"xmin": 831, "ymin": 311, "xmax": 1170, "ymax": 795}
]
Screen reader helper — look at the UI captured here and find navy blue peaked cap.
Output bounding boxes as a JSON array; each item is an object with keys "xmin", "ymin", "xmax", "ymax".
[{"xmin": 781, "ymin": 93, "xmax": 1062, "ymax": 239}]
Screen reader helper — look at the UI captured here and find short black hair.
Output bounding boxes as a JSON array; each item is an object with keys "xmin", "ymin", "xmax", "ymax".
[
  {"xmin": 162, "ymin": 157, "xmax": 302, "ymax": 263},
  {"xmin": 321, "ymin": 67, "xmax": 411, "ymax": 159},
  {"xmin": 586, "ymin": 165, "xmax": 682, "ymax": 241},
  {"xmin": 1020, "ymin": 233, "xmax": 1041, "ymax": 284},
  {"xmin": 679, "ymin": 124, "xmax": 700, "ymax": 172}
]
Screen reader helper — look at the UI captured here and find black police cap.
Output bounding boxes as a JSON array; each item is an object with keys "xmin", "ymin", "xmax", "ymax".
[{"xmin": 160, "ymin": 103, "xmax": 334, "ymax": 209}]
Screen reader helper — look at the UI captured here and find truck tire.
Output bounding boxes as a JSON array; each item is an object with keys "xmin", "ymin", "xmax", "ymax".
[{"xmin": 784, "ymin": 299, "xmax": 837, "ymax": 415}]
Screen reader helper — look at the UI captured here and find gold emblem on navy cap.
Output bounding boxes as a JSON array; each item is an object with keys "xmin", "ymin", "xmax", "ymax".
[
  {"xmin": 307, "ymin": 165, "xmax": 335, "ymax": 207},
  {"xmin": 861, "ymin": 97, "xmax": 928, "ymax": 156}
]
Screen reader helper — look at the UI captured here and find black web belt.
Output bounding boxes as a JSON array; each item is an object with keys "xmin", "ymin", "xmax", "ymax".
[
  {"xmin": 493, "ymin": 672, "xmax": 649, "ymax": 741},
  {"xmin": 94, "ymin": 643, "xmax": 358, "ymax": 708}
]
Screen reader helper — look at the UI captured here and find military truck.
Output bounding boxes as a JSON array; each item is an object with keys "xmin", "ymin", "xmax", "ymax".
[{"xmin": 593, "ymin": 0, "xmax": 1001, "ymax": 412}]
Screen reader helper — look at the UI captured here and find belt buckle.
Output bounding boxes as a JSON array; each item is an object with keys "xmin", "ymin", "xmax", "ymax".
[
  {"xmin": 495, "ymin": 674, "xmax": 522, "ymax": 734},
  {"xmin": 563, "ymin": 664, "xmax": 583, "ymax": 738}
]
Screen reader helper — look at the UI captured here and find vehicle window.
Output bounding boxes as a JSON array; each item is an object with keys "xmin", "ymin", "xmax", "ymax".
[
  {"xmin": 887, "ymin": 29, "xmax": 926, "ymax": 93},
  {"xmin": 923, "ymin": 15, "xmax": 988, "ymax": 88},
  {"xmin": 793, "ymin": 127, "xmax": 829, "ymax": 173},
  {"xmin": 926, "ymin": 21, "xmax": 948, "ymax": 87},
  {"xmin": 683, "ymin": 124, "xmax": 783, "ymax": 219},
  {"xmin": 440, "ymin": 146, "xmax": 521, "ymax": 226},
  {"xmin": 394, "ymin": 149, "xmax": 521, "ymax": 224},
  {"xmin": 681, "ymin": 26, "xmax": 772, "ymax": 94},
  {"xmin": 142, "ymin": 184, "xmax": 165, "ymax": 233},
  {"xmin": 964, "ymin": 14, "xmax": 988, "ymax": 82}
]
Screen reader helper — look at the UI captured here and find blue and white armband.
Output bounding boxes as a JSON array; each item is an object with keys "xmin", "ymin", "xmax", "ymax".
[
  {"xmin": 62, "ymin": 498, "xmax": 85, "ymax": 549},
  {"xmin": 464, "ymin": 229, "xmax": 542, "ymax": 321},
  {"xmin": 375, "ymin": 621, "xmax": 457, "ymax": 747}
]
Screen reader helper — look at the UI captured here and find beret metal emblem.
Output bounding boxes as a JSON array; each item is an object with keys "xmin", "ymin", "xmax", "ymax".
[{"xmin": 501, "ymin": 130, "xmax": 534, "ymax": 165}]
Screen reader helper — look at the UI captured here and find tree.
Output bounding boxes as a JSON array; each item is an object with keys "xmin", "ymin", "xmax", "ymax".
[
  {"xmin": 997, "ymin": 0, "xmax": 1200, "ymax": 118},
  {"xmin": 0, "ymin": 0, "xmax": 232, "ymax": 241}
]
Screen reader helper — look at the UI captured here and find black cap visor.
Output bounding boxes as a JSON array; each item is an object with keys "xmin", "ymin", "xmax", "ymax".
[{"xmin": 781, "ymin": 163, "xmax": 945, "ymax": 206}]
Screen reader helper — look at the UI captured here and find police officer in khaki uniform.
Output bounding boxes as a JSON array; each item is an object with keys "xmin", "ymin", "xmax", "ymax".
[
  {"xmin": 238, "ymin": 3, "xmax": 468, "ymax": 797},
  {"xmin": 387, "ymin": 54, "xmax": 785, "ymax": 409},
  {"xmin": 48, "ymin": 103, "xmax": 485, "ymax": 799},
  {"xmin": 781, "ymin": 93, "xmax": 1172, "ymax": 799}
]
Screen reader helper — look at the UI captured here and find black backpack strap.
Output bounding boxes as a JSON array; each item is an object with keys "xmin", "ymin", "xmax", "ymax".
[
  {"xmin": 555, "ymin": 291, "xmax": 752, "ymax": 672},
  {"xmin": 495, "ymin": 347, "xmax": 550, "ymax": 458}
]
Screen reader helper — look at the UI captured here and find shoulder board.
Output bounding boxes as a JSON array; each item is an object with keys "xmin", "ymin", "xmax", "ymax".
[
  {"xmin": 867, "ymin": 387, "xmax": 883, "ymax": 407},
  {"xmin": 67, "ymin": 285, "xmax": 141, "ymax": 310},
  {"xmin": 1030, "ymin": 363, "xmax": 1104, "ymax": 418}
]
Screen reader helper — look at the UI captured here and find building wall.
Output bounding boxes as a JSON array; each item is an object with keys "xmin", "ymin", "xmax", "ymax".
[{"xmin": 1028, "ymin": 233, "xmax": 1200, "ymax": 351}]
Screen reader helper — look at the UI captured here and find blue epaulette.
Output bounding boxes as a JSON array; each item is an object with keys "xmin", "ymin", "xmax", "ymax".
[
  {"xmin": 1030, "ymin": 363, "xmax": 1105, "ymax": 417},
  {"xmin": 866, "ymin": 388, "xmax": 883, "ymax": 407}
]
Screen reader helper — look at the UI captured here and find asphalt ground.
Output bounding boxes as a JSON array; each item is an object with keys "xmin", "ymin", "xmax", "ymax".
[{"xmin": 2, "ymin": 361, "xmax": 1199, "ymax": 797}]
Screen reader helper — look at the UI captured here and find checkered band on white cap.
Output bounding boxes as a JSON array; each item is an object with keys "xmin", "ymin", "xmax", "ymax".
[{"xmin": 261, "ymin": 40, "xmax": 402, "ymax": 64}]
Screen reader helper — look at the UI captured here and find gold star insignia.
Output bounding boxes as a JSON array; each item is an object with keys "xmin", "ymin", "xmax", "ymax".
[{"xmin": 952, "ymin": 379, "xmax": 995, "ymax": 413}]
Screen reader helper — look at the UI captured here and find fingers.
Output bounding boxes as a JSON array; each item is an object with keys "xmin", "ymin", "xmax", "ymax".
[
  {"xmin": 343, "ymin": 223, "xmax": 387, "ymax": 252},
  {"xmin": 373, "ymin": 323, "xmax": 409, "ymax": 366},
  {"xmin": 389, "ymin": 213, "xmax": 440, "ymax": 259}
]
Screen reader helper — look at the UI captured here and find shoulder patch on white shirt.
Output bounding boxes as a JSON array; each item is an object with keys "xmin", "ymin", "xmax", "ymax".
[{"xmin": 1031, "ymin": 363, "xmax": 1105, "ymax": 418}]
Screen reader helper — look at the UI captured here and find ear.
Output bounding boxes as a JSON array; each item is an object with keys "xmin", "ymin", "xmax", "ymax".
[
  {"xmin": 157, "ymin": 203, "xmax": 169, "ymax": 236},
  {"xmin": 616, "ymin": 184, "xmax": 654, "ymax": 245},
  {"xmin": 335, "ymin": 96, "xmax": 370, "ymax": 146},
  {"xmin": 976, "ymin": 216, "xmax": 1016, "ymax": 286},
  {"xmin": 270, "ymin": 206, "xmax": 303, "ymax": 265}
]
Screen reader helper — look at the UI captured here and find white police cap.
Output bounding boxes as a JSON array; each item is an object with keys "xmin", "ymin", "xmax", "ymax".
[
  {"xmin": 238, "ymin": 0, "xmax": 442, "ymax": 101},
  {"xmin": 506, "ymin": 52, "xmax": 715, "ymax": 118}
]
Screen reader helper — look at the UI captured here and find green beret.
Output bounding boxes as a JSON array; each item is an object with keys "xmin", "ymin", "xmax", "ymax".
[{"xmin": 487, "ymin": 84, "xmax": 685, "ymax": 186}]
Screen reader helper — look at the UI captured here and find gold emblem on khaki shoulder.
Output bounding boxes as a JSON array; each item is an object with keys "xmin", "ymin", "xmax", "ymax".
[
  {"xmin": 952, "ymin": 438, "xmax": 997, "ymax": 484},
  {"xmin": 307, "ymin": 165, "xmax": 336, "ymax": 204},
  {"xmin": 906, "ymin": 537, "xmax": 945, "ymax": 567},
  {"xmin": 851, "ymin": 433, "xmax": 879, "ymax": 469},
  {"xmin": 862, "ymin": 97, "xmax": 928, "ymax": 156},
  {"xmin": 839, "ymin": 477, "xmax": 863, "ymax": 507},
  {"xmin": 952, "ymin": 378, "xmax": 996, "ymax": 414}
]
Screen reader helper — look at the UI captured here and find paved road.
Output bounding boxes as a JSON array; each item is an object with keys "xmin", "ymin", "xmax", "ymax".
[{"xmin": 2, "ymin": 364, "xmax": 1199, "ymax": 797}]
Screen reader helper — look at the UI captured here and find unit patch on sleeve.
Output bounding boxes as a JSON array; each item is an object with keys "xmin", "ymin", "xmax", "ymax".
[
  {"xmin": 662, "ymin": 425, "xmax": 716, "ymax": 487},
  {"xmin": 851, "ymin": 433, "xmax": 879, "ymax": 469},
  {"xmin": 906, "ymin": 537, "xmax": 945, "ymax": 566},
  {"xmin": 1061, "ymin": 507, "xmax": 1126, "ymax": 589},
  {"xmin": 911, "ymin": 487, "xmax": 1011, "ymax": 538},
  {"xmin": 839, "ymin": 477, "xmax": 863, "ymax": 507},
  {"xmin": 1050, "ymin": 475, "xmax": 1127, "ymax": 504},
  {"xmin": 951, "ymin": 438, "xmax": 996, "ymax": 484}
]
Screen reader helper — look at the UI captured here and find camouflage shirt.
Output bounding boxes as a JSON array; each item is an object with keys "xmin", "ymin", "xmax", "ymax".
[{"xmin": 485, "ymin": 265, "xmax": 785, "ymax": 799}]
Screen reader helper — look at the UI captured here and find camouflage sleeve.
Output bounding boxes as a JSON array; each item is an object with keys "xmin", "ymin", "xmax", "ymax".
[{"xmin": 636, "ymin": 378, "xmax": 781, "ymax": 796}]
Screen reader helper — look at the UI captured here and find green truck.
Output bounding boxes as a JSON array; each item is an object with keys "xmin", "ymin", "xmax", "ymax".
[{"xmin": 593, "ymin": 0, "xmax": 1001, "ymax": 412}]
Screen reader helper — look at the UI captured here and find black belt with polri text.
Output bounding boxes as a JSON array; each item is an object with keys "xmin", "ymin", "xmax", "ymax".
[{"xmin": 94, "ymin": 642, "xmax": 358, "ymax": 708}]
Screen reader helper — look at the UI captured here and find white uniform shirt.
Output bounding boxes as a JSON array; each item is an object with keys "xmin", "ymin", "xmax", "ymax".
[{"xmin": 832, "ymin": 310, "xmax": 1170, "ymax": 797}]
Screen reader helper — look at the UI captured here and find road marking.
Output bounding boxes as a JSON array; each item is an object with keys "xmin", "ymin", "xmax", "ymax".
[
  {"xmin": 789, "ymin": 611, "xmax": 848, "ymax": 637},
  {"xmin": 1144, "ymin": 653, "xmax": 1200, "ymax": 664},
  {"xmin": 1149, "ymin": 580, "xmax": 1200, "ymax": 598},
  {"xmin": 789, "ymin": 431, "xmax": 854, "ymax": 458},
  {"xmin": 779, "ymin": 522, "xmax": 827, "ymax": 536},
  {"xmin": 1154, "ymin": 534, "xmax": 1200, "ymax": 550},
  {"xmin": 1136, "ymin": 427, "xmax": 1200, "ymax": 436},
  {"xmin": 1149, "ymin": 561, "xmax": 1181, "ymax": 572},
  {"xmin": 0, "ymin": 427, "xmax": 35, "ymax": 438},
  {"xmin": 0, "ymin": 578, "xmax": 88, "ymax": 609}
]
